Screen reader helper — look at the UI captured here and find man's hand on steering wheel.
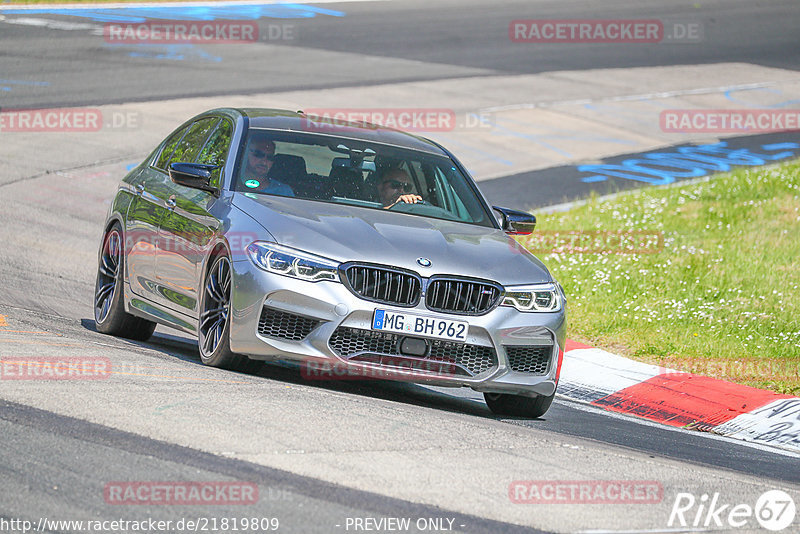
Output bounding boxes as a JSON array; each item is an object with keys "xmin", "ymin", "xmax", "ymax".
[{"xmin": 386, "ymin": 194, "xmax": 424, "ymax": 209}]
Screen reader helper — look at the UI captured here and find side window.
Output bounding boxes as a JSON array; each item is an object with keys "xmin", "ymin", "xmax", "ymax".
[
  {"xmin": 434, "ymin": 165, "xmax": 470, "ymax": 220},
  {"xmin": 168, "ymin": 118, "xmax": 219, "ymax": 167},
  {"xmin": 195, "ymin": 119, "xmax": 233, "ymax": 188},
  {"xmin": 408, "ymin": 161, "xmax": 429, "ymax": 197},
  {"xmin": 154, "ymin": 125, "xmax": 190, "ymax": 170}
]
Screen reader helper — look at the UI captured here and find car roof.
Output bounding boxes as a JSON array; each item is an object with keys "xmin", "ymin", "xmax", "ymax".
[{"xmin": 236, "ymin": 108, "xmax": 449, "ymax": 156}]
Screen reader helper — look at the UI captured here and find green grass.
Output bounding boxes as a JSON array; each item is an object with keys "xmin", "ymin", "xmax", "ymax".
[{"xmin": 519, "ymin": 160, "xmax": 800, "ymax": 395}]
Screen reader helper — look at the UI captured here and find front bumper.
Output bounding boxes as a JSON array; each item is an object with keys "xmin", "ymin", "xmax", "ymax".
[{"xmin": 229, "ymin": 259, "xmax": 567, "ymax": 397}]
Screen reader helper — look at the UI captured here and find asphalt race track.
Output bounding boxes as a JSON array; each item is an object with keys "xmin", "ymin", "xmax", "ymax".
[
  {"xmin": 2, "ymin": 0, "xmax": 800, "ymax": 108},
  {"xmin": 1, "ymin": 1, "xmax": 799, "ymax": 533}
]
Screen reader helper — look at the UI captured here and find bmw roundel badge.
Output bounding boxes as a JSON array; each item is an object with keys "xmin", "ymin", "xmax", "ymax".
[{"xmin": 416, "ymin": 257, "xmax": 432, "ymax": 267}]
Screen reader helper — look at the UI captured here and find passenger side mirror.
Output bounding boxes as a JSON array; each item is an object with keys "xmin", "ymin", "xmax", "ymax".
[
  {"xmin": 168, "ymin": 162, "xmax": 219, "ymax": 194},
  {"xmin": 492, "ymin": 206, "xmax": 536, "ymax": 235}
]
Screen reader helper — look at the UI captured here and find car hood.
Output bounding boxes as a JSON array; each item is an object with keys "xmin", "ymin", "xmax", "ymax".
[{"xmin": 232, "ymin": 194, "xmax": 551, "ymax": 285}]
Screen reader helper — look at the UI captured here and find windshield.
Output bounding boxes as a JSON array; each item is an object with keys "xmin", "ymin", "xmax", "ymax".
[{"xmin": 233, "ymin": 128, "xmax": 494, "ymax": 227}]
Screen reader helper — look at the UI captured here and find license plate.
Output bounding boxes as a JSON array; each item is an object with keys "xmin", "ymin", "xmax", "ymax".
[{"xmin": 372, "ymin": 309, "xmax": 468, "ymax": 342}]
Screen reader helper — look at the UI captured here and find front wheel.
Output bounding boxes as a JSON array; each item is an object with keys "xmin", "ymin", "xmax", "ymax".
[
  {"xmin": 484, "ymin": 391, "xmax": 555, "ymax": 419},
  {"xmin": 197, "ymin": 252, "xmax": 263, "ymax": 374},
  {"xmin": 94, "ymin": 223, "xmax": 156, "ymax": 341}
]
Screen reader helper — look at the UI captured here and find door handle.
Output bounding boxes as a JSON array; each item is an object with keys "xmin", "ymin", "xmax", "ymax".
[{"xmin": 166, "ymin": 197, "xmax": 177, "ymax": 210}]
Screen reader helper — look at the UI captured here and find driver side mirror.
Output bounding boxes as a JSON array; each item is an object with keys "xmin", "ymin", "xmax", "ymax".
[
  {"xmin": 493, "ymin": 206, "xmax": 536, "ymax": 235},
  {"xmin": 169, "ymin": 162, "xmax": 219, "ymax": 195}
]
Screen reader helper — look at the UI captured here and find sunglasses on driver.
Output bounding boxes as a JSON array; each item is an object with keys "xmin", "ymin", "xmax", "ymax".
[
  {"xmin": 250, "ymin": 149, "xmax": 275, "ymax": 160},
  {"xmin": 382, "ymin": 180, "xmax": 413, "ymax": 192}
]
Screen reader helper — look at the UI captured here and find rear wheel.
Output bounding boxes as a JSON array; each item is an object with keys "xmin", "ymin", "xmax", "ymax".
[
  {"xmin": 483, "ymin": 391, "xmax": 555, "ymax": 419},
  {"xmin": 94, "ymin": 223, "xmax": 156, "ymax": 341},
  {"xmin": 198, "ymin": 252, "xmax": 263, "ymax": 374}
]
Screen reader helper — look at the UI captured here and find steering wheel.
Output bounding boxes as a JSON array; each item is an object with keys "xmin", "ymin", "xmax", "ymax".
[{"xmin": 388, "ymin": 198, "xmax": 430, "ymax": 210}]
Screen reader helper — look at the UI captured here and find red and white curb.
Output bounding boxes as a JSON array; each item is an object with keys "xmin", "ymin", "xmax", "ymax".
[{"xmin": 559, "ymin": 340, "xmax": 800, "ymax": 454}]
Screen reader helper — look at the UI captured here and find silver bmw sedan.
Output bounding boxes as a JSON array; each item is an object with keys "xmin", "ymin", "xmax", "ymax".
[{"xmin": 94, "ymin": 108, "xmax": 567, "ymax": 418}]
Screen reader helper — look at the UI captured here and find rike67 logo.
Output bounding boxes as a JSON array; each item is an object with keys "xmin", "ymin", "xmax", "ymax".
[{"xmin": 669, "ymin": 490, "xmax": 796, "ymax": 531}]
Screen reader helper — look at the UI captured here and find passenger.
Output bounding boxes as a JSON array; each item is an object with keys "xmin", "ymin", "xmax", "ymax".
[
  {"xmin": 377, "ymin": 168, "xmax": 422, "ymax": 208},
  {"xmin": 241, "ymin": 133, "xmax": 294, "ymax": 196}
]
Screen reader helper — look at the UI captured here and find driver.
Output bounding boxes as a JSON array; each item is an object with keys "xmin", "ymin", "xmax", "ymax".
[
  {"xmin": 377, "ymin": 168, "xmax": 422, "ymax": 209},
  {"xmin": 241, "ymin": 133, "xmax": 294, "ymax": 197}
]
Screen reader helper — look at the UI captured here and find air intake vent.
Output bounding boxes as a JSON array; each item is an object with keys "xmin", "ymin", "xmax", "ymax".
[
  {"xmin": 258, "ymin": 307, "xmax": 321, "ymax": 341},
  {"xmin": 329, "ymin": 326, "xmax": 497, "ymax": 377},
  {"xmin": 505, "ymin": 345, "xmax": 552, "ymax": 375},
  {"xmin": 342, "ymin": 263, "xmax": 421, "ymax": 307},
  {"xmin": 425, "ymin": 277, "xmax": 502, "ymax": 315}
]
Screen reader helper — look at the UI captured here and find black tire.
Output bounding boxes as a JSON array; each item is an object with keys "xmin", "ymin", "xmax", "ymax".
[
  {"xmin": 94, "ymin": 223, "xmax": 157, "ymax": 341},
  {"xmin": 484, "ymin": 391, "xmax": 555, "ymax": 419},
  {"xmin": 198, "ymin": 251, "xmax": 263, "ymax": 374}
]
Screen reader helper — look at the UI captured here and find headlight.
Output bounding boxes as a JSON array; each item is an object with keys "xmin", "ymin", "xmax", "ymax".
[
  {"xmin": 501, "ymin": 283, "xmax": 562, "ymax": 312},
  {"xmin": 246, "ymin": 242, "xmax": 340, "ymax": 282}
]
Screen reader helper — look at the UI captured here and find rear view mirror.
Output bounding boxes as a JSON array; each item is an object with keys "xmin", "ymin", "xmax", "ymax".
[
  {"xmin": 169, "ymin": 162, "xmax": 219, "ymax": 194},
  {"xmin": 492, "ymin": 206, "xmax": 536, "ymax": 235}
]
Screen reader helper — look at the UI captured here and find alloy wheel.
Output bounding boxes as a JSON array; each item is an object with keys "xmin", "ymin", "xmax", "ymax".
[
  {"xmin": 95, "ymin": 229, "xmax": 121, "ymax": 324},
  {"xmin": 199, "ymin": 256, "xmax": 232, "ymax": 357}
]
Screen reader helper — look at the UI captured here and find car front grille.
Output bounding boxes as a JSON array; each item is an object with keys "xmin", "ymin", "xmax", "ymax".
[
  {"xmin": 505, "ymin": 345, "xmax": 552, "ymax": 374},
  {"xmin": 329, "ymin": 326, "xmax": 497, "ymax": 377},
  {"xmin": 425, "ymin": 277, "xmax": 502, "ymax": 315},
  {"xmin": 341, "ymin": 264, "xmax": 421, "ymax": 307},
  {"xmin": 257, "ymin": 307, "xmax": 321, "ymax": 341}
]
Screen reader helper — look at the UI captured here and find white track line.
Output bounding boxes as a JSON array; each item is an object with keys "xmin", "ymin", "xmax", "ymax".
[
  {"xmin": 482, "ymin": 82, "xmax": 783, "ymax": 112},
  {"xmin": 554, "ymin": 397, "xmax": 800, "ymax": 459}
]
